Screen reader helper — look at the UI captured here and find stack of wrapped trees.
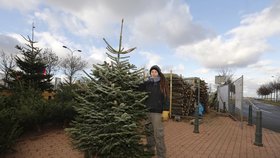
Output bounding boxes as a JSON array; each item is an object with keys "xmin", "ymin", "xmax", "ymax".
[
  {"xmin": 165, "ymin": 74, "xmax": 196, "ymax": 116},
  {"xmin": 199, "ymin": 80, "xmax": 209, "ymax": 113},
  {"xmin": 165, "ymin": 74, "xmax": 209, "ymax": 117},
  {"xmin": 185, "ymin": 77, "xmax": 209, "ymax": 114}
]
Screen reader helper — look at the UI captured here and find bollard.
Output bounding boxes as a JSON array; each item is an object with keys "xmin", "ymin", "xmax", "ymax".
[
  {"xmin": 232, "ymin": 104, "xmax": 235, "ymax": 116},
  {"xmin": 248, "ymin": 104, "xmax": 252, "ymax": 126},
  {"xmin": 254, "ymin": 110, "xmax": 263, "ymax": 147},
  {"xmin": 223, "ymin": 102, "xmax": 226, "ymax": 113},
  {"xmin": 193, "ymin": 106, "xmax": 199, "ymax": 133},
  {"xmin": 84, "ymin": 150, "xmax": 93, "ymax": 158}
]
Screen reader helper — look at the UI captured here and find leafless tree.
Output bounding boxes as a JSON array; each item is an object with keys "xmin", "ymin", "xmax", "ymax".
[
  {"xmin": 40, "ymin": 48, "xmax": 60, "ymax": 75},
  {"xmin": 257, "ymin": 84, "xmax": 272, "ymax": 99},
  {"xmin": 268, "ymin": 82, "xmax": 276, "ymax": 101},
  {"xmin": 0, "ymin": 50, "xmax": 16, "ymax": 87},
  {"xmin": 276, "ymin": 82, "xmax": 280, "ymax": 102},
  {"xmin": 60, "ymin": 54, "xmax": 87, "ymax": 85},
  {"xmin": 217, "ymin": 67, "xmax": 235, "ymax": 84},
  {"xmin": 274, "ymin": 76, "xmax": 280, "ymax": 102}
]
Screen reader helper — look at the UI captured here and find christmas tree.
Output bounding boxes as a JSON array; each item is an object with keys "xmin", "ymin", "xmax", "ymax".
[
  {"xmin": 8, "ymin": 27, "xmax": 53, "ymax": 92},
  {"xmin": 66, "ymin": 19, "xmax": 151, "ymax": 158}
]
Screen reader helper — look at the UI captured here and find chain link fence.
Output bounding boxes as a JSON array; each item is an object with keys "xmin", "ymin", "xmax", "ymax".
[{"xmin": 217, "ymin": 76, "xmax": 244, "ymax": 122}]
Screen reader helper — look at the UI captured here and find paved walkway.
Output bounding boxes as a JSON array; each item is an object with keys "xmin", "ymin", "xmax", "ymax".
[
  {"xmin": 3, "ymin": 113, "xmax": 280, "ymax": 158},
  {"xmin": 165, "ymin": 116, "xmax": 280, "ymax": 158}
]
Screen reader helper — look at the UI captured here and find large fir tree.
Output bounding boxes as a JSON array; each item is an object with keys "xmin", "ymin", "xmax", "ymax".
[
  {"xmin": 8, "ymin": 30, "xmax": 53, "ymax": 91},
  {"xmin": 66, "ymin": 19, "xmax": 151, "ymax": 158}
]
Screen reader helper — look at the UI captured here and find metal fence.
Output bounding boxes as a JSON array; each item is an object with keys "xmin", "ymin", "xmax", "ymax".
[{"xmin": 217, "ymin": 76, "xmax": 244, "ymax": 123}]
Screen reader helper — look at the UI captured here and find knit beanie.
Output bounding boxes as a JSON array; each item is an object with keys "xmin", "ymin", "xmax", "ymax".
[{"xmin": 149, "ymin": 65, "xmax": 161, "ymax": 74}]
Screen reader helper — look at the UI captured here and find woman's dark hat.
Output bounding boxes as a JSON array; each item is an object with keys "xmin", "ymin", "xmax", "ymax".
[{"xmin": 150, "ymin": 65, "xmax": 161, "ymax": 74}]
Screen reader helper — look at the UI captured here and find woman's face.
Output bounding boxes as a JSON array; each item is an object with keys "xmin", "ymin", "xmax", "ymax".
[{"xmin": 151, "ymin": 69, "xmax": 159, "ymax": 78}]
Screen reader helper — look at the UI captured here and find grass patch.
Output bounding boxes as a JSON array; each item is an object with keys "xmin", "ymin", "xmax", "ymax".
[{"xmin": 258, "ymin": 99, "xmax": 280, "ymax": 106}]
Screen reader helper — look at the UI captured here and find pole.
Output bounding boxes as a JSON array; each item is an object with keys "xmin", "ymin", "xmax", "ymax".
[
  {"xmin": 193, "ymin": 106, "xmax": 199, "ymax": 133},
  {"xmin": 248, "ymin": 104, "xmax": 252, "ymax": 126},
  {"xmin": 169, "ymin": 70, "xmax": 172, "ymax": 118},
  {"xmin": 194, "ymin": 78, "xmax": 200, "ymax": 133},
  {"xmin": 241, "ymin": 75, "xmax": 243, "ymax": 129},
  {"xmin": 217, "ymin": 85, "xmax": 220, "ymax": 112},
  {"xmin": 254, "ymin": 110, "xmax": 263, "ymax": 146},
  {"xmin": 198, "ymin": 78, "xmax": 200, "ymax": 106}
]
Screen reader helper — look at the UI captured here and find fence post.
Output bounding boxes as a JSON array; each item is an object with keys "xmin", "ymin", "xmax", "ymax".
[
  {"xmin": 193, "ymin": 106, "xmax": 199, "ymax": 133},
  {"xmin": 248, "ymin": 104, "xmax": 252, "ymax": 126},
  {"xmin": 254, "ymin": 110, "xmax": 263, "ymax": 146}
]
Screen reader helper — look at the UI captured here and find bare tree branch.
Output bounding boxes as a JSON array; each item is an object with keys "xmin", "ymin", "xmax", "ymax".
[
  {"xmin": 60, "ymin": 54, "xmax": 87, "ymax": 85},
  {"xmin": 0, "ymin": 50, "xmax": 16, "ymax": 87},
  {"xmin": 217, "ymin": 67, "xmax": 235, "ymax": 84},
  {"xmin": 40, "ymin": 48, "xmax": 60, "ymax": 75}
]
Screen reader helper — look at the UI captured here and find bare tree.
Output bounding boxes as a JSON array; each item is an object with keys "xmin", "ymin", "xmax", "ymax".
[
  {"xmin": 0, "ymin": 50, "xmax": 16, "ymax": 87},
  {"xmin": 40, "ymin": 48, "xmax": 59, "ymax": 75},
  {"xmin": 268, "ymin": 82, "xmax": 276, "ymax": 101},
  {"xmin": 217, "ymin": 67, "xmax": 235, "ymax": 84},
  {"xmin": 60, "ymin": 54, "xmax": 87, "ymax": 85},
  {"xmin": 257, "ymin": 84, "xmax": 272, "ymax": 99}
]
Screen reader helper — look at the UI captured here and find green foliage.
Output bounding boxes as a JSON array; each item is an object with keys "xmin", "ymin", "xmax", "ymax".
[
  {"xmin": 7, "ymin": 35, "xmax": 53, "ymax": 91},
  {"xmin": 47, "ymin": 100, "xmax": 76, "ymax": 124},
  {"xmin": 258, "ymin": 99, "xmax": 280, "ymax": 106},
  {"xmin": 8, "ymin": 88, "xmax": 47, "ymax": 131},
  {"xmin": 52, "ymin": 83, "xmax": 79, "ymax": 123},
  {"xmin": 66, "ymin": 20, "xmax": 150, "ymax": 157},
  {"xmin": 54, "ymin": 83, "xmax": 79, "ymax": 102},
  {"xmin": 0, "ymin": 96, "xmax": 23, "ymax": 154},
  {"xmin": 208, "ymin": 92, "xmax": 218, "ymax": 108}
]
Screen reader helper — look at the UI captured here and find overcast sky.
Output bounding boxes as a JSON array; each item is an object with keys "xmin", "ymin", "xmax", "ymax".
[{"xmin": 0, "ymin": 0, "xmax": 280, "ymax": 97}]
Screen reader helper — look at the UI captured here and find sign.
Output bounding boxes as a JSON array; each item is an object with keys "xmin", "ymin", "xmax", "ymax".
[{"xmin": 215, "ymin": 75, "xmax": 226, "ymax": 84}]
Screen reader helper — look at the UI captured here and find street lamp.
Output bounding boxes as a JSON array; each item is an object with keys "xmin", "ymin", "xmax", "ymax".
[
  {"xmin": 62, "ymin": 45, "xmax": 82, "ymax": 56},
  {"xmin": 272, "ymin": 76, "xmax": 275, "ymax": 101}
]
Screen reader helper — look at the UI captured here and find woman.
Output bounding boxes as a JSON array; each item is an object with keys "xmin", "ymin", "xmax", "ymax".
[{"xmin": 140, "ymin": 65, "xmax": 169, "ymax": 158}]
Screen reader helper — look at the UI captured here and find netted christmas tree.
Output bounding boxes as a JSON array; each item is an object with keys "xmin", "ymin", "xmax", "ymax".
[{"xmin": 66, "ymin": 19, "xmax": 151, "ymax": 158}]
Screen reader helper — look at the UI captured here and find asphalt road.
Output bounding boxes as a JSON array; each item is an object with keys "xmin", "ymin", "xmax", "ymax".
[{"xmin": 241, "ymin": 98, "xmax": 280, "ymax": 133}]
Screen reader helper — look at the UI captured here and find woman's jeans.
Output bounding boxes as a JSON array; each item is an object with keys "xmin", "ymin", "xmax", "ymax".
[{"xmin": 145, "ymin": 112, "xmax": 166, "ymax": 158}]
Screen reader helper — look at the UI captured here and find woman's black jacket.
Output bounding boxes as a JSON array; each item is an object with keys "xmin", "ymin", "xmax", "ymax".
[{"xmin": 138, "ymin": 80, "xmax": 169, "ymax": 113}]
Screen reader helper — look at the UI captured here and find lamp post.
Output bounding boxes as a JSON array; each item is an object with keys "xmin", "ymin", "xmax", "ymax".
[
  {"xmin": 271, "ymin": 76, "xmax": 276, "ymax": 102},
  {"xmin": 62, "ymin": 45, "xmax": 82, "ymax": 56},
  {"xmin": 193, "ymin": 78, "xmax": 200, "ymax": 133},
  {"xmin": 62, "ymin": 45, "xmax": 83, "ymax": 85}
]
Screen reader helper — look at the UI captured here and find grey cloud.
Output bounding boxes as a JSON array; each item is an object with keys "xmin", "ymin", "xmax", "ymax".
[
  {"xmin": 176, "ymin": 2, "xmax": 280, "ymax": 69},
  {"xmin": 45, "ymin": 0, "xmax": 166, "ymax": 17},
  {"xmin": 165, "ymin": 23, "xmax": 214, "ymax": 47},
  {"xmin": 0, "ymin": 34, "xmax": 20, "ymax": 54},
  {"xmin": 40, "ymin": 0, "xmax": 212, "ymax": 47}
]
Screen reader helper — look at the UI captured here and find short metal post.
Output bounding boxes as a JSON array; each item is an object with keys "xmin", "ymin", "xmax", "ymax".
[
  {"xmin": 254, "ymin": 110, "xmax": 263, "ymax": 146},
  {"xmin": 248, "ymin": 104, "xmax": 253, "ymax": 126},
  {"xmin": 232, "ymin": 104, "xmax": 235, "ymax": 116},
  {"xmin": 223, "ymin": 102, "xmax": 226, "ymax": 113},
  {"xmin": 84, "ymin": 150, "xmax": 92, "ymax": 158},
  {"xmin": 193, "ymin": 106, "xmax": 199, "ymax": 133}
]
